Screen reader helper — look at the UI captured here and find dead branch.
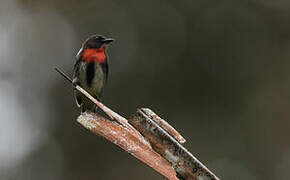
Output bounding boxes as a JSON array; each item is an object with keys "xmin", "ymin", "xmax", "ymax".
[
  {"xmin": 140, "ymin": 108, "xmax": 186, "ymax": 144},
  {"xmin": 55, "ymin": 67, "xmax": 220, "ymax": 180},
  {"xmin": 130, "ymin": 109, "xmax": 220, "ymax": 180},
  {"xmin": 78, "ymin": 112, "xmax": 178, "ymax": 180}
]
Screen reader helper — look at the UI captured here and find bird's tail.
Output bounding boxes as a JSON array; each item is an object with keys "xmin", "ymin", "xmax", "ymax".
[{"xmin": 81, "ymin": 101, "xmax": 97, "ymax": 113}]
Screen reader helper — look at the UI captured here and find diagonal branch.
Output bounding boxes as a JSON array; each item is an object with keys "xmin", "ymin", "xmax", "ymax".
[
  {"xmin": 78, "ymin": 112, "xmax": 178, "ymax": 180},
  {"xmin": 55, "ymin": 67, "xmax": 220, "ymax": 180}
]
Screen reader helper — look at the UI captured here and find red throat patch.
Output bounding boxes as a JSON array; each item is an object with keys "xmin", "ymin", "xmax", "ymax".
[{"xmin": 82, "ymin": 47, "xmax": 106, "ymax": 63}]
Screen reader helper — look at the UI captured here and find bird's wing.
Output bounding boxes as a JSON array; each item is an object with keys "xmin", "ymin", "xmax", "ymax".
[{"xmin": 73, "ymin": 49, "xmax": 83, "ymax": 107}]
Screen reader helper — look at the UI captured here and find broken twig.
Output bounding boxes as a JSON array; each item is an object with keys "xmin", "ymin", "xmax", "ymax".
[
  {"xmin": 141, "ymin": 108, "xmax": 186, "ymax": 144},
  {"xmin": 130, "ymin": 109, "xmax": 219, "ymax": 180}
]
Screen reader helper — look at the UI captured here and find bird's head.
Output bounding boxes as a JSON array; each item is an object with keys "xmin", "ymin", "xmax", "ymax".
[{"xmin": 83, "ymin": 34, "xmax": 114, "ymax": 49}]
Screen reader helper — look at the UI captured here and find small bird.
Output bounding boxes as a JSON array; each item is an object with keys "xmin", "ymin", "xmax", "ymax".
[{"xmin": 73, "ymin": 35, "xmax": 114, "ymax": 112}]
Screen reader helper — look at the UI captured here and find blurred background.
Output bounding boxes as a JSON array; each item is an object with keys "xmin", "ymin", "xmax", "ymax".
[{"xmin": 1, "ymin": 0, "xmax": 290, "ymax": 179}]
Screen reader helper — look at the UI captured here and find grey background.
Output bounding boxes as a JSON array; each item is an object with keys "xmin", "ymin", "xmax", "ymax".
[{"xmin": 1, "ymin": 0, "xmax": 290, "ymax": 179}]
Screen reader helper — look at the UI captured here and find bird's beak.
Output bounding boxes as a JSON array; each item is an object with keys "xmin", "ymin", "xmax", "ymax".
[{"xmin": 102, "ymin": 38, "xmax": 114, "ymax": 44}]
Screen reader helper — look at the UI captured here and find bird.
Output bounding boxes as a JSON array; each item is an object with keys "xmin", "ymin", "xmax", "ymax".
[{"xmin": 73, "ymin": 34, "xmax": 114, "ymax": 112}]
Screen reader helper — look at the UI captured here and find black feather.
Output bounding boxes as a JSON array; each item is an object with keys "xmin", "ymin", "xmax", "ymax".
[{"xmin": 86, "ymin": 62, "xmax": 95, "ymax": 87}]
